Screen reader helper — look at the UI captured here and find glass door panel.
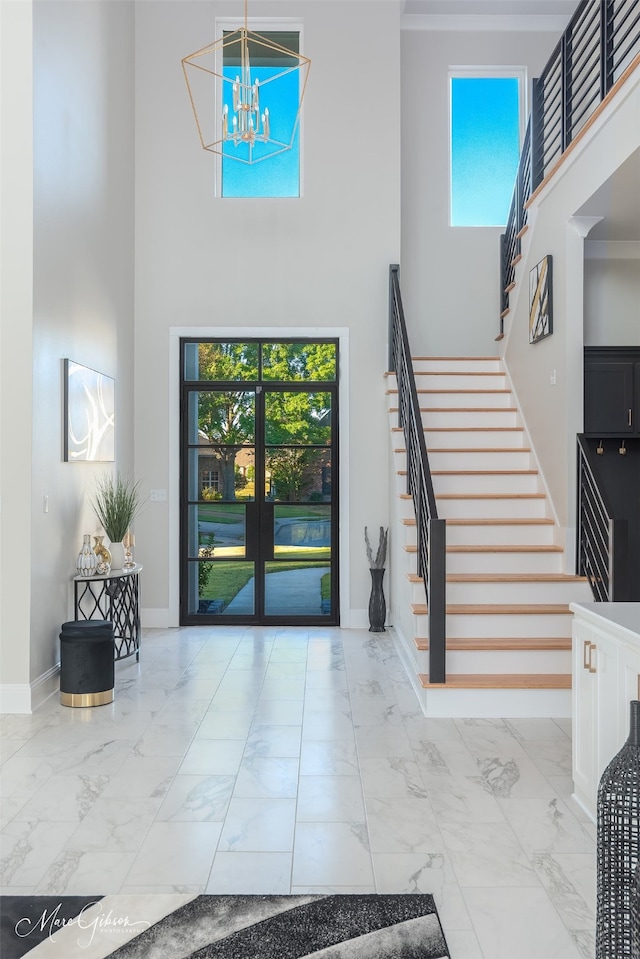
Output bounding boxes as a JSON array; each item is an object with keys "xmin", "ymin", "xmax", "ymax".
[
  {"xmin": 273, "ymin": 505, "xmax": 331, "ymax": 560},
  {"xmin": 264, "ymin": 561, "xmax": 331, "ymax": 617},
  {"xmin": 188, "ymin": 560, "xmax": 256, "ymax": 616}
]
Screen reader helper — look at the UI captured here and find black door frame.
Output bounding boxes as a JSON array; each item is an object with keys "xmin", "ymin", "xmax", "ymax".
[{"xmin": 179, "ymin": 337, "xmax": 340, "ymax": 626}]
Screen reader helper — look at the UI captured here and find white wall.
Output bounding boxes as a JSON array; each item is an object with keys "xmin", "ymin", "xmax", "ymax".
[
  {"xmin": 584, "ymin": 255, "xmax": 640, "ymax": 345},
  {"xmin": 400, "ymin": 28, "xmax": 557, "ymax": 355},
  {"xmin": 503, "ymin": 70, "xmax": 640, "ymax": 536},
  {"xmin": 18, "ymin": 0, "xmax": 134, "ymax": 708},
  {"xmin": 134, "ymin": 1, "xmax": 401, "ymax": 626},
  {"xmin": 0, "ymin": 0, "xmax": 34, "ymax": 711}
]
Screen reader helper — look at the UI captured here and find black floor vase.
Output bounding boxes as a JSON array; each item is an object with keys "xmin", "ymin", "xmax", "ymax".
[{"xmin": 368, "ymin": 568, "xmax": 386, "ymax": 632}]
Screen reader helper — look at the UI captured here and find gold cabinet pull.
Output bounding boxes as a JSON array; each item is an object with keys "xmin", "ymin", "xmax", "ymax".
[
  {"xmin": 583, "ymin": 639, "xmax": 591, "ymax": 670},
  {"xmin": 588, "ymin": 643, "xmax": 597, "ymax": 674}
]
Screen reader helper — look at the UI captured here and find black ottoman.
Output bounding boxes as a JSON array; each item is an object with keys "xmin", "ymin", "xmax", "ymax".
[{"xmin": 59, "ymin": 620, "xmax": 115, "ymax": 707}]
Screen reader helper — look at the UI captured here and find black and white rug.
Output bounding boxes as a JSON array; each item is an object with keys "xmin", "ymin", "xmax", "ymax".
[{"xmin": 0, "ymin": 894, "xmax": 450, "ymax": 958}]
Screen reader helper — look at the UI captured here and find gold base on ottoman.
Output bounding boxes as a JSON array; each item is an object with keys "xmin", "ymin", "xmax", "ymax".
[{"xmin": 60, "ymin": 689, "xmax": 114, "ymax": 708}]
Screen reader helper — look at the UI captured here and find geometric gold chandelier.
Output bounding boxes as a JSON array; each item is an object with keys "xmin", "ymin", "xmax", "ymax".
[{"xmin": 181, "ymin": 1, "xmax": 311, "ymax": 165}]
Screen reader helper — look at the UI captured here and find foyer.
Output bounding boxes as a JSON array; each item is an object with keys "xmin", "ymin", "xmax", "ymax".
[{"xmin": 0, "ymin": 625, "xmax": 596, "ymax": 959}]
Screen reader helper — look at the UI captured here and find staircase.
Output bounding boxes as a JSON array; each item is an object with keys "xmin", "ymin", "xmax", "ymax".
[{"xmin": 387, "ymin": 355, "xmax": 592, "ymax": 718}]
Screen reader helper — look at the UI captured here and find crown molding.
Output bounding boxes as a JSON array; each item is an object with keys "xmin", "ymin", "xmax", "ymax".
[{"xmin": 401, "ymin": 13, "xmax": 570, "ymax": 31}]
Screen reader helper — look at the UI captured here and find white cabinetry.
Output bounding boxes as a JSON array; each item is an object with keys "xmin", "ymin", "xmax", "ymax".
[{"xmin": 571, "ymin": 602, "xmax": 640, "ymax": 823}]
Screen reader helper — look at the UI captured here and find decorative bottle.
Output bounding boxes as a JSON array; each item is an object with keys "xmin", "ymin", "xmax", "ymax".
[
  {"xmin": 596, "ymin": 699, "xmax": 640, "ymax": 958},
  {"xmin": 76, "ymin": 534, "xmax": 97, "ymax": 577},
  {"xmin": 92, "ymin": 535, "xmax": 111, "ymax": 575}
]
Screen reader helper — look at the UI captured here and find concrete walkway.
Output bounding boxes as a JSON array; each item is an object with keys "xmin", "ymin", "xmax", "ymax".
[{"xmin": 225, "ymin": 565, "xmax": 327, "ymax": 615}]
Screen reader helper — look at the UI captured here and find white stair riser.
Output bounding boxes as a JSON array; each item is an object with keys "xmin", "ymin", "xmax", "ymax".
[
  {"xmin": 442, "ymin": 524, "xmax": 556, "ymax": 546},
  {"xmin": 412, "ymin": 359, "xmax": 503, "ymax": 373},
  {"xmin": 431, "ymin": 472, "xmax": 541, "ymax": 494},
  {"xmin": 446, "ymin": 551, "xmax": 564, "ymax": 574},
  {"xmin": 425, "ymin": 429, "xmax": 525, "ymax": 449},
  {"xmin": 417, "ymin": 648, "xmax": 572, "ymax": 674},
  {"xmin": 419, "ymin": 687, "xmax": 571, "ymax": 719},
  {"xmin": 415, "ymin": 611, "xmax": 573, "ymax": 638},
  {"xmin": 435, "ymin": 498, "xmax": 549, "ymax": 519},
  {"xmin": 444, "ymin": 580, "xmax": 589, "ymax": 605},
  {"xmin": 427, "ymin": 451, "xmax": 533, "ymax": 470},
  {"xmin": 422, "ymin": 410, "xmax": 519, "ymax": 428},
  {"xmin": 402, "ymin": 524, "xmax": 556, "ymax": 548},
  {"xmin": 415, "ymin": 373, "xmax": 507, "ymax": 391},
  {"xmin": 415, "ymin": 392, "xmax": 514, "ymax": 410}
]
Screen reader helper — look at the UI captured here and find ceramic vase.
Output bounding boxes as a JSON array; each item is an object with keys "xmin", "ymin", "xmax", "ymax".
[
  {"xmin": 76, "ymin": 534, "xmax": 97, "ymax": 577},
  {"xmin": 109, "ymin": 542, "xmax": 126, "ymax": 571}
]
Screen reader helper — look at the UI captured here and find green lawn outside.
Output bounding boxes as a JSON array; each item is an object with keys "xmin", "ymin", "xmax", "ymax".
[{"xmin": 201, "ymin": 560, "xmax": 330, "ymax": 607}]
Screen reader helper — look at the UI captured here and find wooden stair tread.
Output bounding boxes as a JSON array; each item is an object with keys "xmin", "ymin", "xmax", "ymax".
[
  {"xmin": 504, "ymin": 281, "xmax": 516, "ymax": 293},
  {"xmin": 419, "ymin": 673, "xmax": 571, "ymax": 690},
  {"xmin": 516, "ymin": 225, "xmax": 529, "ymax": 239},
  {"xmin": 447, "ymin": 544, "xmax": 563, "ymax": 553},
  {"xmin": 415, "ymin": 636, "xmax": 571, "ymax": 651},
  {"xmin": 411, "ymin": 603, "xmax": 572, "ymax": 615},
  {"xmin": 390, "ymin": 407, "xmax": 516, "ymax": 414},
  {"xmin": 511, "ymin": 253, "xmax": 523, "ymax": 266},
  {"xmin": 500, "ymin": 308, "xmax": 511, "ymax": 318}
]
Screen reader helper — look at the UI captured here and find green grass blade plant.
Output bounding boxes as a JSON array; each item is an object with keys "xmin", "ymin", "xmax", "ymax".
[{"xmin": 91, "ymin": 473, "xmax": 143, "ymax": 543}]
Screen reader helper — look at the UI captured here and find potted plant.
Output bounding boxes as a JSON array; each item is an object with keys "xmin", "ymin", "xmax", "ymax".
[
  {"xmin": 91, "ymin": 473, "xmax": 143, "ymax": 570},
  {"xmin": 365, "ymin": 526, "xmax": 388, "ymax": 632}
]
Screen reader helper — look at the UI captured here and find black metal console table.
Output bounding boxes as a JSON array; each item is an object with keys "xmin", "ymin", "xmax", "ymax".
[{"xmin": 73, "ymin": 565, "xmax": 142, "ymax": 661}]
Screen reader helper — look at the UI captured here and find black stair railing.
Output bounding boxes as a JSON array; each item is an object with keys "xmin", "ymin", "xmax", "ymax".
[
  {"xmin": 577, "ymin": 434, "xmax": 629, "ymax": 601},
  {"xmin": 389, "ymin": 265, "xmax": 446, "ymax": 684},
  {"xmin": 500, "ymin": 0, "xmax": 640, "ymax": 333}
]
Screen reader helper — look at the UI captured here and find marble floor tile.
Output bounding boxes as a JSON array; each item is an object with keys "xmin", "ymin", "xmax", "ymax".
[
  {"xmin": 441, "ymin": 821, "xmax": 540, "ymax": 887},
  {"xmin": 123, "ymin": 821, "xmax": 223, "ymax": 886},
  {"xmin": 442, "ymin": 929, "xmax": 485, "ymax": 958},
  {"xmin": 156, "ymin": 774, "xmax": 236, "ymax": 822},
  {"xmin": 12, "ymin": 772, "xmax": 110, "ymax": 822},
  {"xmin": 164, "ymin": 678, "xmax": 223, "ymax": 701},
  {"xmin": 299, "ymin": 740, "xmax": 360, "ymax": 776},
  {"xmin": 259, "ymin": 678, "xmax": 305, "ymax": 701},
  {"xmin": 205, "ymin": 852, "xmax": 292, "ymax": 894},
  {"xmin": 365, "ymin": 795, "xmax": 443, "ymax": 854},
  {"xmin": 178, "ymin": 739, "xmax": 245, "ymax": 776},
  {"xmin": 264, "ymin": 662, "xmax": 307, "ymax": 681},
  {"xmin": 35, "ymin": 850, "xmax": 138, "ymax": 895},
  {"xmin": 304, "ymin": 670, "xmax": 348, "ymax": 691},
  {"xmin": 233, "ymin": 756, "xmax": 299, "ymax": 798},
  {"xmin": 498, "ymin": 795, "xmax": 595, "ymax": 857},
  {"xmin": 0, "ymin": 795, "xmax": 28, "ymax": 828},
  {"xmin": 195, "ymin": 710, "xmax": 255, "ymax": 740},
  {"xmin": 244, "ymin": 724, "xmax": 302, "ymax": 759},
  {"xmin": 101, "ymin": 755, "xmax": 182, "ymax": 799},
  {"xmin": 462, "ymin": 885, "xmax": 584, "ymax": 958},
  {"xmin": 354, "ymin": 724, "xmax": 414, "ymax": 759},
  {"xmin": 302, "ymin": 688, "xmax": 351, "ymax": 712},
  {"xmin": 359, "ymin": 757, "xmax": 428, "ymax": 799},
  {"xmin": 504, "ymin": 718, "xmax": 571, "ymax": 742},
  {"xmin": 218, "ymin": 797, "xmax": 296, "ymax": 852},
  {"xmin": 350, "ymin": 701, "xmax": 403, "ymax": 726},
  {"xmin": 533, "ymin": 852, "xmax": 596, "ymax": 929},
  {"xmin": 1, "ymin": 820, "xmax": 78, "ymax": 887},
  {"xmin": 302, "ymin": 709, "xmax": 355, "ymax": 741},
  {"xmin": 292, "ymin": 821, "xmax": 374, "ymax": 887},
  {"xmin": 296, "ymin": 775, "xmax": 365, "ymax": 822},
  {"xmin": 151, "ymin": 700, "xmax": 210, "ymax": 725},
  {"xmin": 133, "ymin": 723, "xmax": 198, "ymax": 758},
  {"xmin": 520, "ymin": 738, "xmax": 573, "ymax": 778},
  {"xmin": 65, "ymin": 797, "xmax": 162, "ymax": 852},
  {"xmin": 0, "ymin": 756, "xmax": 56, "ymax": 798},
  {"xmin": 252, "ymin": 699, "xmax": 304, "ymax": 726},
  {"xmin": 372, "ymin": 851, "xmax": 449, "ymax": 896},
  {"xmin": 0, "ymin": 739, "xmax": 27, "ymax": 764}
]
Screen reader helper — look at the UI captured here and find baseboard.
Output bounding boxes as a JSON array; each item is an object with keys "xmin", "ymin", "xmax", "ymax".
[
  {"xmin": 0, "ymin": 663, "xmax": 61, "ymax": 715},
  {"xmin": 141, "ymin": 608, "xmax": 170, "ymax": 628},
  {"xmin": 0, "ymin": 684, "xmax": 32, "ymax": 714}
]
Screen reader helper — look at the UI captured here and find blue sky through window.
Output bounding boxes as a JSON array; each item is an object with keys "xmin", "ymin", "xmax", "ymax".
[
  {"xmin": 222, "ymin": 65, "xmax": 300, "ymax": 198},
  {"xmin": 450, "ymin": 76, "xmax": 521, "ymax": 227}
]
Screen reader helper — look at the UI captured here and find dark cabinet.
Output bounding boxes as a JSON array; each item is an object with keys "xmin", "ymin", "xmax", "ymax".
[{"xmin": 584, "ymin": 348, "xmax": 640, "ymax": 437}]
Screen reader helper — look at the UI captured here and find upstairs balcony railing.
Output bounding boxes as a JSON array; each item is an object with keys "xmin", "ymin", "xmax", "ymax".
[
  {"xmin": 577, "ymin": 434, "xmax": 629, "ymax": 601},
  {"xmin": 500, "ymin": 0, "xmax": 640, "ymax": 333},
  {"xmin": 389, "ymin": 265, "xmax": 447, "ymax": 684}
]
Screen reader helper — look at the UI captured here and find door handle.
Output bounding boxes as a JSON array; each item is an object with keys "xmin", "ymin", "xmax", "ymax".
[
  {"xmin": 583, "ymin": 639, "xmax": 591, "ymax": 670},
  {"xmin": 588, "ymin": 643, "xmax": 597, "ymax": 674},
  {"xmin": 629, "ymin": 409, "xmax": 633, "ymax": 427}
]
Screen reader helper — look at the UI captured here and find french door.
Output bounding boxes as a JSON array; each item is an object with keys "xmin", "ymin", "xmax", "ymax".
[{"xmin": 180, "ymin": 339, "xmax": 339, "ymax": 625}]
